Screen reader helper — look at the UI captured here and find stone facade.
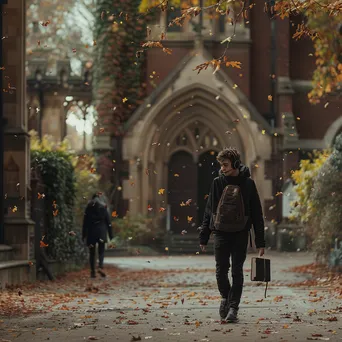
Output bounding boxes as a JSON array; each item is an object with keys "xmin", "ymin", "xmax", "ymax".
[
  {"xmin": 2, "ymin": 0, "xmax": 341, "ymax": 257},
  {"xmin": 2, "ymin": 0, "xmax": 35, "ymax": 261}
]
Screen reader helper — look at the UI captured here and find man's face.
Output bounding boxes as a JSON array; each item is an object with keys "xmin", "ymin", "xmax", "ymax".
[{"xmin": 219, "ymin": 159, "xmax": 234, "ymax": 176}]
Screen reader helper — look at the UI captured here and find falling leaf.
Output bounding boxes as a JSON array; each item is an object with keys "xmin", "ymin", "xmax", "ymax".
[
  {"xmin": 159, "ymin": 207, "xmax": 165, "ymax": 212},
  {"xmin": 99, "ymin": 128, "xmax": 105, "ymax": 133},
  {"xmin": 68, "ymin": 231, "xmax": 76, "ymax": 236},
  {"xmin": 204, "ymin": 194, "xmax": 209, "ymax": 199},
  {"xmin": 181, "ymin": 230, "xmax": 187, "ymax": 235},
  {"xmin": 122, "ymin": 97, "xmax": 128, "ymax": 103},
  {"xmin": 173, "ymin": 216, "xmax": 179, "ymax": 221},
  {"xmin": 174, "ymin": 173, "xmax": 180, "ymax": 177},
  {"xmin": 147, "ymin": 205, "xmax": 153, "ymax": 211},
  {"xmin": 158, "ymin": 188, "xmax": 165, "ymax": 195},
  {"xmin": 187, "ymin": 216, "xmax": 193, "ymax": 223},
  {"xmin": 268, "ymin": 95, "xmax": 273, "ymax": 101},
  {"xmin": 40, "ymin": 240, "xmax": 48, "ymax": 248},
  {"xmin": 112, "ymin": 211, "xmax": 118, "ymax": 218},
  {"xmin": 145, "ymin": 169, "xmax": 150, "ymax": 175}
]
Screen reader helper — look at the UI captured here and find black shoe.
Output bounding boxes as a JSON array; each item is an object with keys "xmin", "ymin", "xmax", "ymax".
[
  {"xmin": 90, "ymin": 271, "xmax": 96, "ymax": 278},
  {"xmin": 226, "ymin": 307, "xmax": 238, "ymax": 322},
  {"xmin": 98, "ymin": 268, "xmax": 106, "ymax": 278},
  {"xmin": 219, "ymin": 298, "xmax": 230, "ymax": 319}
]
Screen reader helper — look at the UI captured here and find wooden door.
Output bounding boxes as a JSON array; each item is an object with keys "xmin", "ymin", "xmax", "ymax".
[
  {"xmin": 197, "ymin": 151, "xmax": 218, "ymax": 225},
  {"xmin": 167, "ymin": 151, "xmax": 197, "ymax": 234}
]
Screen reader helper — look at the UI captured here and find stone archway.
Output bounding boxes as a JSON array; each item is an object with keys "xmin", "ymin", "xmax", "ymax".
[{"xmin": 123, "ymin": 83, "xmax": 272, "ymax": 227}]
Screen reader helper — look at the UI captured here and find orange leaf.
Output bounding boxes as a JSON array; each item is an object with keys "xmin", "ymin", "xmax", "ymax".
[
  {"xmin": 40, "ymin": 240, "xmax": 48, "ymax": 248},
  {"xmin": 225, "ymin": 61, "xmax": 242, "ymax": 69}
]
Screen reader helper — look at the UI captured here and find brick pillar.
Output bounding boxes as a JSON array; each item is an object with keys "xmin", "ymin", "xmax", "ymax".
[{"xmin": 2, "ymin": 0, "xmax": 35, "ymax": 261}]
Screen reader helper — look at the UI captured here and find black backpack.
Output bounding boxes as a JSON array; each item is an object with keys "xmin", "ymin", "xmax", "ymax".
[{"xmin": 213, "ymin": 179, "xmax": 248, "ymax": 232}]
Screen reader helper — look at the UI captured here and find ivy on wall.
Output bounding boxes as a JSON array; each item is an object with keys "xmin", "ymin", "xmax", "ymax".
[{"xmin": 30, "ymin": 132, "xmax": 90, "ymax": 264}]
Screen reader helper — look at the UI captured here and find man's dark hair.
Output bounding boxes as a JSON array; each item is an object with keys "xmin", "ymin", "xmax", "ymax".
[
  {"xmin": 92, "ymin": 192, "xmax": 103, "ymax": 199},
  {"xmin": 217, "ymin": 147, "xmax": 241, "ymax": 164}
]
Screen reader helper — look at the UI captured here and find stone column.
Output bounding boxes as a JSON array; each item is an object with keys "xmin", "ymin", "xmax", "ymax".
[{"xmin": 2, "ymin": 0, "xmax": 35, "ymax": 260}]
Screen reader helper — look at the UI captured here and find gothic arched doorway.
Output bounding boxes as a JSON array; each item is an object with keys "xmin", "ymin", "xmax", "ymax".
[{"xmin": 167, "ymin": 151, "xmax": 198, "ymax": 234}]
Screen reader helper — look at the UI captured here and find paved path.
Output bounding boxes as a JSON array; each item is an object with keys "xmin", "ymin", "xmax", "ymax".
[{"xmin": 0, "ymin": 251, "xmax": 341, "ymax": 342}]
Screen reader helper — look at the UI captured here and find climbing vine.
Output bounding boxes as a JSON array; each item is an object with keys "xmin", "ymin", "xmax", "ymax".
[{"xmin": 30, "ymin": 132, "xmax": 91, "ymax": 264}]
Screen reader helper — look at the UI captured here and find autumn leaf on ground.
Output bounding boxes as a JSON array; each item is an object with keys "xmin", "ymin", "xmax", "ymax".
[{"xmin": 131, "ymin": 336, "xmax": 142, "ymax": 341}]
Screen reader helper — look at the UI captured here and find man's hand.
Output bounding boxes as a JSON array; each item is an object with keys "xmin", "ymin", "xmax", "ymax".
[
  {"xmin": 200, "ymin": 244, "xmax": 206, "ymax": 252},
  {"xmin": 258, "ymin": 248, "xmax": 265, "ymax": 257}
]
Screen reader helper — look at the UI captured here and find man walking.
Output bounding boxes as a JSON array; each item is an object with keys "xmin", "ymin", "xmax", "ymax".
[
  {"xmin": 198, "ymin": 147, "xmax": 265, "ymax": 322},
  {"xmin": 82, "ymin": 192, "xmax": 114, "ymax": 278}
]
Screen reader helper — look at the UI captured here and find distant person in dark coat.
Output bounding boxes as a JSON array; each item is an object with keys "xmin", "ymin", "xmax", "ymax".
[{"xmin": 82, "ymin": 193, "xmax": 113, "ymax": 278}]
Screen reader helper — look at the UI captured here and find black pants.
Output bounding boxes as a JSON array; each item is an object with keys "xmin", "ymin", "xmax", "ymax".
[
  {"xmin": 89, "ymin": 242, "xmax": 105, "ymax": 272},
  {"xmin": 214, "ymin": 229, "xmax": 249, "ymax": 310}
]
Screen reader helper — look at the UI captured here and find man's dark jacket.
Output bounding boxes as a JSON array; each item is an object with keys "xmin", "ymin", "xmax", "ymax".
[
  {"xmin": 82, "ymin": 197, "xmax": 114, "ymax": 246},
  {"xmin": 198, "ymin": 165, "xmax": 265, "ymax": 248}
]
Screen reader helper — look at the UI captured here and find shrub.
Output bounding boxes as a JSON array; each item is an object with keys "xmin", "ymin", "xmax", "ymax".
[
  {"xmin": 111, "ymin": 214, "xmax": 164, "ymax": 246},
  {"xmin": 291, "ymin": 134, "xmax": 342, "ymax": 262}
]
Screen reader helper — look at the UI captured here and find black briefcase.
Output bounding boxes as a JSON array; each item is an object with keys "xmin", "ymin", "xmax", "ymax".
[{"xmin": 251, "ymin": 257, "xmax": 271, "ymax": 297}]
